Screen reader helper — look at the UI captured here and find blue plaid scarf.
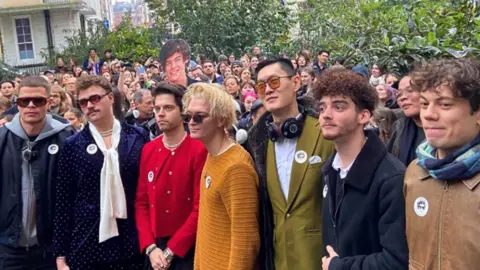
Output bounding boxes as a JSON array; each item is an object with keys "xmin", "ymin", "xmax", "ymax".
[{"xmin": 416, "ymin": 134, "xmax": 480, "ymax": 181}]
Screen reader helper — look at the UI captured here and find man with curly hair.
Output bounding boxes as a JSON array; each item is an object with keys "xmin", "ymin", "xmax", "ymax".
[
  {"xmin": 404, "ymin": 58, "xmax": 480, "ymax": 269},
  {"xmin": 159, "ymin": 39, "xmax": 196, "ymax": 87},
  {"xmin": 314, "ymin": 69, "xmax": 408, "ymax": 270}
]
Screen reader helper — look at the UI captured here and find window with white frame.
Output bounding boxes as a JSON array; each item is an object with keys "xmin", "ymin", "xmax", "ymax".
[{"xmin": 15, "ymin": 18, "xmax": 34, "ymax": 60}]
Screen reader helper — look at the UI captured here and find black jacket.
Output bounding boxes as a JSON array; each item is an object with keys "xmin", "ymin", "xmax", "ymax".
[
  {"xmin": 322, "ymin": 131, "xmax": 408, "ymax": 270},
  {"xmin": 0, "ymin": 116, "xmax": 74, "ymax": 248},
  {"xmin": 246, "ymin": 96, "xmax": 319, "ymax": 270}
]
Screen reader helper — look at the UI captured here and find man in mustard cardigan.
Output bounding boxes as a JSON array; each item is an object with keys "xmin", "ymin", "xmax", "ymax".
[{"xmin": 247, "ymin": 58, "xmax": 334, "ymax": 270}]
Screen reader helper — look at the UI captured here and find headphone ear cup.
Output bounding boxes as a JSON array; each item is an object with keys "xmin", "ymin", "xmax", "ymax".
[
  {"xmin": 266, "ymin": 121, "xmax": 278, "ymax": 142},
  {"xmin": 282, "ymin": 118, "xmax": 302, "ymax": 139}
]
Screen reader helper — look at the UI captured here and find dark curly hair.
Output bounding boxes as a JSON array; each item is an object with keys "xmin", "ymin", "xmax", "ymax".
[
  {"xmin": 410, "ymin": 58, "xmax": 480, "ymax": 112},
  {"xmin": 312, "ymin": 69, "xmax": 378, "ymax": 114}
]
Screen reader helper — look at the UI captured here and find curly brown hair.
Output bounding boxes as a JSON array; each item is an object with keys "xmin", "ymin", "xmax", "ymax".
[
  {"xmin": 76, "ymin": 75, "xmax": 112, "ymax": 95},
  {"xmin": 312, "ymin": 69, "xmax": 378, "ymax": 113},
  {"xmin": 410, "ymin": 58, "xmax": 480, "ymax": 112}
]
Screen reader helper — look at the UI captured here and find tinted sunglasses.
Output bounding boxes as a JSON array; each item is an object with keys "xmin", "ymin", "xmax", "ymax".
[
  {"xmin": 255, "ymin": 75, "xmax": 293, "ymax": 96},
  {"xmin": 16, "ymin": 97, "xmax": 48, "ymax": 108},
  {"xmin": 184, "ymin": 113, "xmax": 209, "ymax": 124},
  {"xmin": 77, "ymin": 93, "xmax": 109, "ymax": 108}
]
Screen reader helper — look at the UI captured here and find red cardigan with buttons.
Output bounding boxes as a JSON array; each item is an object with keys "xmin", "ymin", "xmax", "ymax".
[{"xmin": 135, "ymin": 134, "xmax": 207, "ymax": 257}]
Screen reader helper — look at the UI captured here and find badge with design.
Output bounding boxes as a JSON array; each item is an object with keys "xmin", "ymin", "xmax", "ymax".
[
  {"xmin": 48, "ymin": 144, "xmax": 59, "ymax": 155},
  {"xmin": 309, "ymin": 155, "xmax": 322, "ymax": 164},
  {"xmin": 86, "ymin": 144, "xmax": 98, "ymax": 155},
  {"xmin": 205, "ymin": 176, "xmax": 212, "ymax": 189},
  {"xmin": 294, "ymin": 150, "xmax": 308, "ymax": 164},
  {"xmin": 323, "ymin": 185, "xmax": 328, "ymax": 198},
  {"xmin": 414, "ymin": 197, "xmax": 429, "ymax": 217},
  {"xmin": 148, "ymin": 171, "xmax": 154, "ymax": 182}
]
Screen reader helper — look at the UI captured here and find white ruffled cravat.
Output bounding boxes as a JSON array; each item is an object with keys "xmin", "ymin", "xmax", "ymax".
[{"xmin": 89, "ymin": 119, "xmax": 127, "ymax": 243}]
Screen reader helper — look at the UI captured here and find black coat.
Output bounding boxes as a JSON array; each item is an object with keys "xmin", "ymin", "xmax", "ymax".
[
  {"xmin": 0, "ymin": 124, "xmax": 73, "ymax": 248},
  {"xmin": 322, "ymin": 131, "xmax": 408, "ymax": 270},
  {"xmin": 52, "ymin": 122, "xmax": 149, "ymax": 268}
]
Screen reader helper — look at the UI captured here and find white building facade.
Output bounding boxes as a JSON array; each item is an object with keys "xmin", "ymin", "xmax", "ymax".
[{"xmin": 0, "ymin": 0, "xmax": 111, "ymax": 67}]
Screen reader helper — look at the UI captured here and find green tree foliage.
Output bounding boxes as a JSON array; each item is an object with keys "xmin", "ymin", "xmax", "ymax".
[
  {"xmin": 146, "ymin": 0, "xmax": 292, "ymax": 59},
  {"xmin": 291, "ymin": 0, "xmax": 480, "ymax": 74},
  {"xmin": 105, "ymin": 13, "xmax": 158, "ymax": 62}
]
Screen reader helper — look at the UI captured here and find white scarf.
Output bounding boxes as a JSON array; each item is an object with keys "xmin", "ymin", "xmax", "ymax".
[{"xmin": 89, "ymin": 119, "xmax": 127, "ymax": 243}]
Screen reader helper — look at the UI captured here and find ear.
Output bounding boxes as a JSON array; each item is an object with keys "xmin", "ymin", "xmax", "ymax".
[
  {"xmin": 358, "ymin": 109, "xmax": 372, "ymax": 125},
  {"xmin": 108, "ymin": 92, "xmax": 115, "ymax": 104},
  {"xmin": 475, "ymin": 109, "xmax": 480, "ymax": 126},
  {"xmin": 293, "ymin": 75, "xmax": 301, "ymax": 92}
]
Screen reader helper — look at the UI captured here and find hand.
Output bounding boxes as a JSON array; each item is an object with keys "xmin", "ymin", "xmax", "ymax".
[
  {"xmin": 322, "ymin": 245, "xmax": 339, "ymax": 270},
  {"xmin": 149, "ymin": 248, "xmax": 169, "ymax": 270},
  {"xmin": 0, "ymin": 118, "xmax": 8, "ymax": 127},
  {"xmin": 56, "ymin": 257, "xmax": 70, "ymax": 270}
]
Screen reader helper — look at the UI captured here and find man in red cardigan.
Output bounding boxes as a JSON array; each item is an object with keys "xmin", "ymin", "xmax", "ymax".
[{"xmin": 135, "ymin": 82, "xmax": 207, "ymax": 270}]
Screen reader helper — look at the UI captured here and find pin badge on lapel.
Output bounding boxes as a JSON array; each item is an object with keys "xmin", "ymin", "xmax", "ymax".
[
  {"xmin": 48, "ymin": 144, "xmax": 59, "ymax": 155},
  {"xmin": 205, "ymin": 176, "xmax": 212, "ymax": 188},
  {"xmin": 148, "ymin": 171, "xmax": 154, "ymax": 182},
  {"xmin": 87, "ymin": 144, "xmax": 98, "ymax": 155},
  {"xmin": 309, "ymin": 155, "xmax": 322, "ymax": 164},
  {"xmin": 295, "ymin": 150, "xmax": 308, "ymax": 164}
]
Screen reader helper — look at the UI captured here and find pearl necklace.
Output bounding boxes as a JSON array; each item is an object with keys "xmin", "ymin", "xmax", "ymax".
[
  {"xmin": 163, "ymin": 132, "xmax": 187, "ymax": 150},
  {"xmin": 99, "ymin": 129, "xmax": 113, "ymax": 137}
]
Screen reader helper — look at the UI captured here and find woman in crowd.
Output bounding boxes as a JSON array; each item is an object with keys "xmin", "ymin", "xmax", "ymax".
[
  {"xmin": 83, "ymin": 48, "xmax": 101, "ymax": 75},
  {"xmin": 291, "ymin": 59, "xmax": 298, "ymax": 71},
  {"xmin": 376, "ymin": 84, "xmax": 399, "ymax": 109},
  {"xmin": 240, "ymin": 68, "xmax": 252, "ymax": 84},
  {"xmin": 61, "ymin": 73, "xmax": 73, "ymax": 87},
  {"xmin": 369, "ymin": 63, "xmax": 385, "ymax": 86},
  {"xmin": 223, "ymin": 66, "xmax": 233, "ymax": 78},
  {"xmin": 102, "ymin": 72, "xmax": 113, "ymax": 84},
  {"xmin": 385, "ymin": 73, "xmax": 399, "ymax": 87},
  {"xmin": 50, "ymin": 85, "xmax": 71, "ymax": 116},
  {"xmin": 372, "ymin": 107, "xmax": 398, "ymax": 144},
  {"xmin": 217, "ymin": 61, "xmax": 229, "ymax": 77},
  {"xmin": 250, "ymin": 56, "xmax": 259, "ymax": 71},
  {"xmin": 241, "ymin": 80, "xmax": 256, "ymax": 96},
  {"xmin": 297, "ymin": 51, "xmax": 310, "ymax": 69},
  {"xmin": 73, "ymin": 66, "xmax": 83, "ymax": 77},
  {"xmin": 63, "ymin": 108, "xmax": 86, "ymax": 132},
  {"xmin": 224, "ymin": 75, "xmax": 242, "ymax": 101},
  {"xmin": 298, "ymin": 67, "xmax": 315, "ymax": 97},
  {"xmin": 241, "ymin": 54, "xmax": 251, "ymax": 69}
]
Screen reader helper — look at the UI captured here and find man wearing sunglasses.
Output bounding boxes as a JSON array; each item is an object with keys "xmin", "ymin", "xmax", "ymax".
[
  {"xmin": 136, "ymin": 82, "xmax": 207, "ymax": 270},
  {"xmin": 0, "ymin": 76, "xmax": 74, "ymax": 270},
  {"xmin": 184, "ymin": 83, "xmax": 260, "ymax": 270},
  {"xmin": 247, "ymin": 58, "xmax": 334, "ymax": 270},
  {"xmin": 53, "ymin": 75, "xmax": 149, "ymax": 270}
]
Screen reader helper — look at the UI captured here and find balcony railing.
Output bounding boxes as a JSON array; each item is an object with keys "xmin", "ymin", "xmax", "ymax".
[{"xmin": 0, "ymin": 0, "xmax": 86, "ymax": 9}]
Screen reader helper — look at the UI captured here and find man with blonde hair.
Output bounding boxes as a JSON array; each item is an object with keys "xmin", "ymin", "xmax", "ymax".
[{"xmin": 183, "ymin": 83, "xmax": 260, "ymax": 270}]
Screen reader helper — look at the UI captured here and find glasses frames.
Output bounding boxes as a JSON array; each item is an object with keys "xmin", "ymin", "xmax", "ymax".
[
  {"xmin": 255, "ymin": 75, "xmax": 294, "ymax": 96},
  {"xmin": 16, "ymin": 97, "xmax": 48, "ymax": 108},
  {"xmin": 77, "ymin": 93, "xmax": 109, "ymax": 108},
  {"xmin": 184, "ymin": 113, "xmax": 210, "ymax": 124}
]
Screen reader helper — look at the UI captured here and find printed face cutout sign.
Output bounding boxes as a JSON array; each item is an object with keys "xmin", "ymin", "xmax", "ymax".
[{"xmin": 159, "ymin": 39, "xmax": 191, "ymax": 87}]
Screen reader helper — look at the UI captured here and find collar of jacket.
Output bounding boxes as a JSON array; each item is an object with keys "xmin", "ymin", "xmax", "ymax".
[
  {"xmin": 415, "ymin": 160, "xmax": 480, "ymax": 191},
  {"xmin": 322, "ymin": 130, "xmax": 387, "ymax": 192}
]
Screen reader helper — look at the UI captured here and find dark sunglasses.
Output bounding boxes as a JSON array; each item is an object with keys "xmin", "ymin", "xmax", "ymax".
[
  {"xmin": 77, "ymin": 93, "xmax": 109, "ymax": 108},
  {"xmin": 255, "ymin": 75, "xmax": 293, "ymax": 96},
  {"xmin": 16, "ymin": 97, "xmax": 48, "ymax": 108},
  {"xmin": 184, "ymin": 113, "xmax": 209, "ymax": 124}
]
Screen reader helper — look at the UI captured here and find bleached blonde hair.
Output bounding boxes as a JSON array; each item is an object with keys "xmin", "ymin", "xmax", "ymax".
[{"xmin": 183, "ymin": 83, "xmax": 237, "ymax": 129}]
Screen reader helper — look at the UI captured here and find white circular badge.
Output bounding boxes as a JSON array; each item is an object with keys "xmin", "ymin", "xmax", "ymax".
[
  {"xmin": 205, "ymin": 176, "xmax": 212, "ymax": 189},
  {"xmin": 295, "ymin": 150, "xmax": 308, "ymax": 164},
  {"xmin": 323, "ymin": 185, "xmax": 328, "ymax": 198},
  {"xmin": 48, "ymin": 144, "xmax": 59, "ymax": 155},
  {"xmin": 148, "ymin": 171, "xmax": 154, "ymax": 182},
  {"xmin": 414, "ymin": 197, "xmax": 429, "ymax": 217},
  {"xmin": 86, "ymin": 144, "xmax": 98, "ymax": 155}
]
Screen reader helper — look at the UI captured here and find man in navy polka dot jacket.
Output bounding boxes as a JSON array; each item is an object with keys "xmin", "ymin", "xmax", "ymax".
[{"xmin": 53, "ymin": 75, "xmax": 149, "ymax": 270}]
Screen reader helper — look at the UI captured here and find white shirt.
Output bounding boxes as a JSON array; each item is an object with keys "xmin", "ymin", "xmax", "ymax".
[
  {"xmin": 332, "ymin": 153, "xmax": 355, "ymax": 179},
  {"xmin": 274, "ymin": 138, "xmax": 297, "ymax": 200}
]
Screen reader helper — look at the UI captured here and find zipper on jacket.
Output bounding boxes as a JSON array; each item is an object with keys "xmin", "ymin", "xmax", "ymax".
[
  {"xmin": 437, "ymin": 182, "xmax": 449, "ymax": 269},
  {"xmin": 333, "ymin": 181, "xmax": 345, "ymax": 249}
]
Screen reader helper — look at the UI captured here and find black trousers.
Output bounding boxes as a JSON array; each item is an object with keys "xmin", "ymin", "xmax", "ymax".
[
  {"xmin": 144, "ymin": 237, "xmax": 194, "ymax": 270},
  {"xmin": 0, "ymin": 244, "xmax": 56, "ymax": 270}
]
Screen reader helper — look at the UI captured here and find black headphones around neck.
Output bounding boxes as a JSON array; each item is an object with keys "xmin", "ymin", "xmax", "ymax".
[{"xmin": 265, "ymin": 105, "xmax": 305, "ymax": 142}]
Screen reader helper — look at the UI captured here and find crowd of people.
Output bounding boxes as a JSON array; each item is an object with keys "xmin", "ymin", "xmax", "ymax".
[{"xmin": 0, "ymin": 40, "xmax": 479, "ymax": 270}]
